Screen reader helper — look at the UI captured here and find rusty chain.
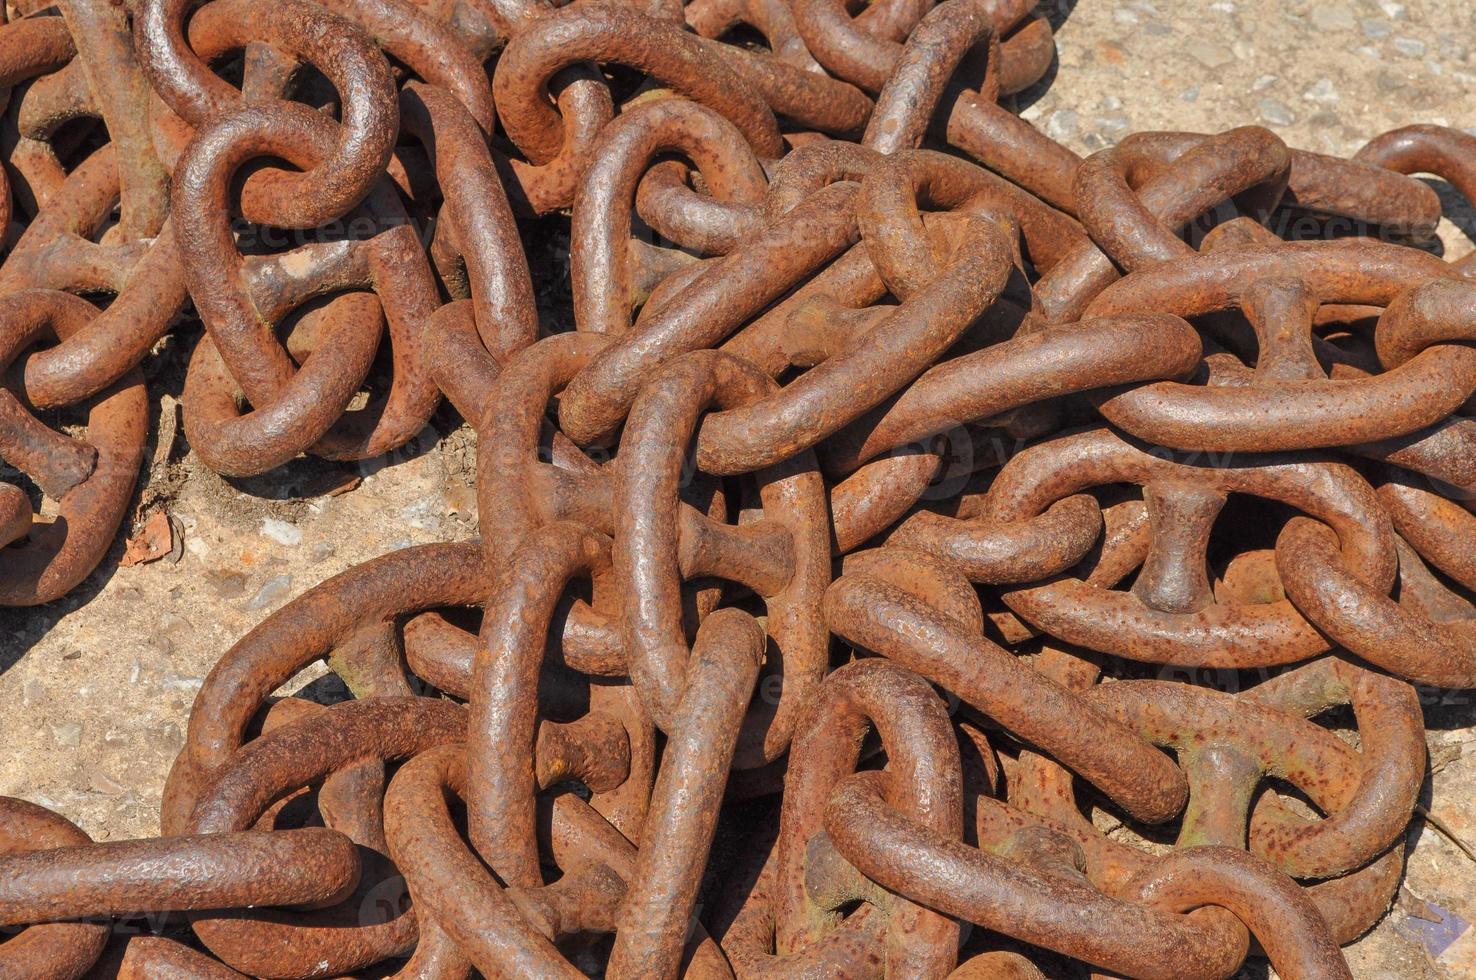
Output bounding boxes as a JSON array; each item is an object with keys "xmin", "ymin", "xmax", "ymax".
[{"xmin": 0, "ymin": 0, "xmax": 1473, "ymax": 977}]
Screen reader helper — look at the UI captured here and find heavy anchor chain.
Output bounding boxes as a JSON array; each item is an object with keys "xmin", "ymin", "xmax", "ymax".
[{"xmin": 2, "ymin": 0, "xmax": 1475, "ymax": 977}]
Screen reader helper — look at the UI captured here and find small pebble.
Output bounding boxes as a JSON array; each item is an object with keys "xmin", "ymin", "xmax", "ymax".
[
  {"xmin": 1361, "ymin": 18, "xmax": 1392, "ymax": 39},
  {"xmin": 1393, "ymin": 36, "xmax": 1426, "ymax": 57},
  {"xmin": 51, "ymin": 722, "xmax": 83, "ymax": 748},
  {"xmin": 1257, "ymin": 99, "xmax": 1295, "ymax": 126},
  {"xmin": 1043, "ymin": 109, "xmax": 1079, "ymax": 141},
  {"xmin": 1303, "ymin": 78, "xmax": 1339, "ymax": 104},
  {"xmin": 1185, "ymin": 40, "xmax": 1233, "ymax": 68},
  {"xmin": 247, "ymin": 574, "xmax": 293, "ymax": 611},
  {"xmin": 400, "ymin": 499, "xmax": 441, "ymax": 530},
  {"xmin": 260, "ymin": 518, "xmax": 302, "ymax": 547}
]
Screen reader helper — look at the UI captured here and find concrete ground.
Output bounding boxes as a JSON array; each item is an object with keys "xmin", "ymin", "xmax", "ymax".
[{"xmin": 1, "ymin": 0, "xmax": 1473, "ymax": 976}]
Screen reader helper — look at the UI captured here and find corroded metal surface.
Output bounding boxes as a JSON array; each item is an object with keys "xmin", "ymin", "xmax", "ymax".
[{"xmin": 0, "ymin": 0, "xmax": 1472, "ymax": 977}]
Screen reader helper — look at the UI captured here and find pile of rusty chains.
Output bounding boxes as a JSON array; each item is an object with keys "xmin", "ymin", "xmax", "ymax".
[{"xmin": 1, "ymin": 0, "xmax": 1474, "ymax": 975}]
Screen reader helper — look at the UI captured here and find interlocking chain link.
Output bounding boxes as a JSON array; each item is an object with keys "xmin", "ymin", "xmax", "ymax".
[{"xmin": 0, "ymin": 0, "xmax": 1473, "ymax": 977}]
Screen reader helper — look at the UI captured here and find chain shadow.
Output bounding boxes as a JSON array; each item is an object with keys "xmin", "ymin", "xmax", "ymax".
[{"xmin": 1427, "ymin": 176, "xmax": 1476, "ymax": 253}]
